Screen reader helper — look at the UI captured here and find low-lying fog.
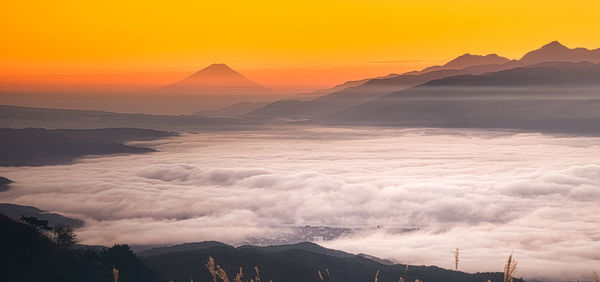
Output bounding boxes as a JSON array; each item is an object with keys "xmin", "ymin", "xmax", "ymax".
[{"xmin": 1, "ymin": 127, "xmax": 599, "ymax": 279}]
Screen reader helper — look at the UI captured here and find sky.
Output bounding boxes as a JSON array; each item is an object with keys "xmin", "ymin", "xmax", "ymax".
[
  {"xmin": 1, "ymin": 127, "xmax": 599, "ymax": 280},
  {"xmin": 2, "ymin": 0, "xmax": 600, "ymax": 91}
]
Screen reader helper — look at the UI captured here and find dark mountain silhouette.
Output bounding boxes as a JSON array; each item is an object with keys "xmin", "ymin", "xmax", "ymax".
[
  {"xmin": 422, "ymin": 61, "xmax": 600, "ymax": 87},
  {"xmin": 158, "ymin": 63, "xmax": 270, "ymax": 95},
  {"xmin": 519, "ymin": 41, "xmax": 600, "ymax": 65},
  {"xmin": 0, "ymin": 104, "xmax": 252, "ymax": 131},
  {"xmin": 0, "ymin": 128, "xmax": 175, "ymax": 166},
  {"xmin": 444, "ymin": 53, "xmax": 511, "ymax": 69},
  {"xmin": 141, "ymin": 241, "xmax": 519, "ymax": 282},
  {"xmin": 327, "ymin": 62, "xmax": 600, "ymax": 135},
  {"xmin": 0, "ymin": 203, "xmax": 84, "ymax": 227},
  {"xmin": 416, "ymin": 53, "xmax": 511, "ymax": 74}
]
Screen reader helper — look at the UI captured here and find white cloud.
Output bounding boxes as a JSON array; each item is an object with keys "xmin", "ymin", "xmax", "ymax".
[{"xmin": 1, "ymin": 127, "xmax": 599, "ymax": 280}]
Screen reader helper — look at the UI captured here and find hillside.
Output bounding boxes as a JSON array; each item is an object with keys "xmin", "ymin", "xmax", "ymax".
[{"xmin": 141, "ymin": 241, "xmax": 520, "ymax": 282}]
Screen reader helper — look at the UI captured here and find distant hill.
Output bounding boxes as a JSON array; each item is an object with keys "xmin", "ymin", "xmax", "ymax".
[
  {"xmin": 416, "ymin": 53, "xmax": 511, "ymax": 74},
  {"xmin": 0, "ymin": 104, "xmax": 252, "ymax": 132},
  {"xmin": 327, "ymin": 62, "xmax": 600, "ymax": 135},
  {"xmin": 158, "ymin": 63, "xmax": 270, "ymax": 95},
  {"xmin": 238, "ymin": 242, "xmax": 355, "ymax": 258},
  {"xmin": 137, "ymin": 241, "xmax": 232, "ymax": 257},
  {"xmin": 141, "ymin": 241, "xmax": 518, "ymax": 282},
  {"xmin": 0, "ymin": 203, "xmax": 84, "ymax": 228},
  {"xmin": 0, "ymin": 176, "xmax": 13, "ymax": 192},
  {"xmin": 0, "ymin": 128, "xmax": 175, "ymax": 166},
  {"xmin": 519, "ymin": 41, "xmax": 600, "ymax": 65}
]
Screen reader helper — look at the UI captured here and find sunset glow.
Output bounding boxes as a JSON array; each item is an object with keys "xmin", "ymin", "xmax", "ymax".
[{"xmin": 2, "ymin": 0, "xmax": 599, "ymax": 90}]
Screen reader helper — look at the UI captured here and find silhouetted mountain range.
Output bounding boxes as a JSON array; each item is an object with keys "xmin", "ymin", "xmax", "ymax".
[
  {"xmin": 416, "ymin": 53, "xmax": 511, "ymax": 74},
  {"xmin": 519, "ymin": 41, "xmax": 600, "ymax": 65},
  {"xmin": 327, "ymin": 62, "xmax": 600, "ymax": 134},
  {"xmin": 246, "ymin": 41, "xmax": 600, "ymax": 123},
  {"xmin": 158, "ymin": 63, "xmax": 270, "ymax": 95},
  {"xmin": 245, "ymin": 42, "xmax": 600, "ymax": 135}
]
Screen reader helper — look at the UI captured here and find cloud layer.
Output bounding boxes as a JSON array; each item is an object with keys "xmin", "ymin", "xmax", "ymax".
[{"xmin": 1, "ymin": 127, "xmax": 599, "ymax": 280}]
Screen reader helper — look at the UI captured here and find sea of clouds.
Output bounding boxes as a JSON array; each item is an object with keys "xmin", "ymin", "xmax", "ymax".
[{"xmin": 1, "ymin": 127, "xmax": 599, "ymax": 280}]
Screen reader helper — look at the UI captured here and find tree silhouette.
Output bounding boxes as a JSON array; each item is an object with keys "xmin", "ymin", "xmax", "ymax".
[{"xmin": 53, "ymin": 225, "xmax": 76, "ymax": 248}]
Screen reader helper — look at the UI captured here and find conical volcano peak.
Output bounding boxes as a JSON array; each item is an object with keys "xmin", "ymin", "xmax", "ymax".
[
  {"xmin": 191, "ymin": 63, "xmax": 242, "ymax": 77},
  {"xmin": 204, "ymin": 63, "xmax": 235, "ymax": 71},
  {"xmin": 159, "ymin": 63, "xmax": 269, "ymax": 94}
]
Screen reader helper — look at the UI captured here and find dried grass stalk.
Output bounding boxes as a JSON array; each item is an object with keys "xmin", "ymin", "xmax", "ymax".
[{"xmin": 503, "ymin": 252, "xmax": 518, "ymax": 282}]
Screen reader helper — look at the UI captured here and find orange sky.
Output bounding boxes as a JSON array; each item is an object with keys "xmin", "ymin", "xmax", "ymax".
[{"xmin": 1, "ymin": 0, "xmax": 600, "ymax": 92}]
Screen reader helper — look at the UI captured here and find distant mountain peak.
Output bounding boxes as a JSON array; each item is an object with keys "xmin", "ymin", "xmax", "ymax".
[
  {"xmin": 188, "ymin": 63, "xmax": 245, "ymax": 78},
  {"xmin": 159, "ymin": 63, "xmax": 269, "ymax": 94},
  {"xmin": 543, "ymin": 40, "xmax": 566, "ymax": 47},
  {"xmin": 199, "ymin": 63, "xmax": 236, "ymax": 72},
  {"xmin": 519, "ymin": 41, "xmax": 600, "ymax": 65},
  {"xmin": 442, "ymin": 53, "xmax": 510, "ymax": 69}
]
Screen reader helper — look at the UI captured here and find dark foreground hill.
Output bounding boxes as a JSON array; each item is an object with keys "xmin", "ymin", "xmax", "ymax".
[
  {"xmin": 0, "ymin": 213, "xmax": 160, "ymax": 282},
  {"xmin": 140, "ymin": 241, "xmax": 520, "ymax": 282},
  {"xmin": 0, "ymin": 214, "xmax": 522, "ymax": 282},
  {"xmin": 0, "ymin": 127, "xmax": 175, "ymax": 166}
]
